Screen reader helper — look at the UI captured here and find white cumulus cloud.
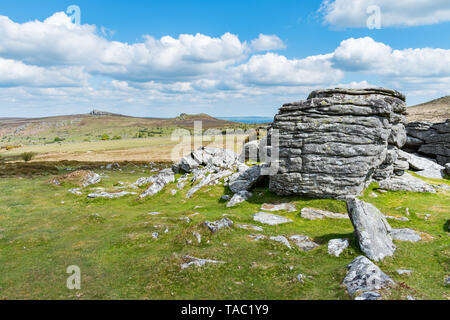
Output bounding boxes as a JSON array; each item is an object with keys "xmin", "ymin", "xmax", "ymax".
[{"xmin": 319, "ymin": 0, "xmax": 450, "ymax": 28}]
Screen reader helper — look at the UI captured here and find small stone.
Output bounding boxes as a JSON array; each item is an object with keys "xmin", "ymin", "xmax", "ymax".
[
  {"xmin": 328, "ymin": 239, "xmax": 349, "ymax": 257},
  {"xmin": 296, "ymin": 274, "xmax": 305, "ymax": 283},
  {"xmin": 289, "ymin": 235, "xmax": 320, "ymax": 251},
  {"xmin": 253, "ymin": 212, "xmax": 293, "ymax": 226},
  {"xmin": 152, "ymin": 232, "xmax": 159, "ymax": 240},
  {"xmin": 238, "ymin": 224, "xmax": 263, "ymax": 232},
  {"xmin": 204, "ymin": 218, "xmax": 233, "ymax": 233},
  {"xmin": 396, "ymin": 269, "xmax": 413, "ymax": 276},
  {"xmin": 249, "ymin": 235, "xmax": 267, "ymax": 241},
  {"xmin": 180, "ymin": 256, "xmax": 225, "ymax": 270},
  {"xmin": 148, "ymin": 212, "xmax": 161, "ymax": 216},
  {"xmin": 193, "ymin": 232, "xmax": 201, "ymax": 244},
  {"xmin": 221, "ymin": 195, "xmax": 231, "ymax": 201},
  {"xmin": 269, "ymin": 236, "xmax": 291, "ymax": 249}
]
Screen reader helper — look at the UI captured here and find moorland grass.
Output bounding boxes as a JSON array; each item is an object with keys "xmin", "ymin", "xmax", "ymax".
[{"xmin": 0, "ymin": 165, "xmax": 448, "ymax": 300}]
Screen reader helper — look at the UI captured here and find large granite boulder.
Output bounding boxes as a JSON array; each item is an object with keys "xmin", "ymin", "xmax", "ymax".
[
  {"xmin": 269, "ymin": 88, "xmax": 407, "ymax": 198},
  {"xmin": 346, "ymin": 198, "xmax": 396, "ymax": 261},
  {"xmin": 404, "ymin": 120, "xmax": 450, "ymax": 166}
]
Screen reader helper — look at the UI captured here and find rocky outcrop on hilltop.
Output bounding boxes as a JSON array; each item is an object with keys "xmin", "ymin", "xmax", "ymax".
[
  {"xmin": 403, "ymin": 120, "xmax": 450, "ymax": 166},
  {"xmin": 269, "ymin": 88, "xmax": 408, "ymax": 199}
]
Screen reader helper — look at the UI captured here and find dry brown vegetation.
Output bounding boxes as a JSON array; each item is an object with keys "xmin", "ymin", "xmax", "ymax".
[{"xmin": 407, "ymin": 96, "xmax": 450, "ymax": 122}]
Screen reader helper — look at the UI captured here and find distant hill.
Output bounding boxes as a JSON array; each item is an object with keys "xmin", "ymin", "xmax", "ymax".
[
  {"xmin": 0, "ymin": 111, "xmax": 246, "ymax": 146},
  {"xmin": 218, "ymin": 116, "xmax": 273, "ymax": 124},
  {"xmin": 407, "ymin": 96, "xmax": 450, "ymax": 123}
]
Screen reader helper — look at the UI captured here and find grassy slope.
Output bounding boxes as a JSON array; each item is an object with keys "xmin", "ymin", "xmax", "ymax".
[
  {"xmin": 0, "ymin": 165, "xmax": 448, "ymax": 300},
  {"xmin": 0, "ymin": 113, "xmax": 249, "ymax": 146},
  {"xmin": 407, "ymin": 96, "xmax": 450, "ymax": 123}
]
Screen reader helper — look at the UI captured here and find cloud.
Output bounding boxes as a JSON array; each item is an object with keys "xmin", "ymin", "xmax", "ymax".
[
  {"xmin": 0, "ymin": 12, "xmax": 293, "ymax": 83},
  {"xmin": 0, "ymin": 57, "xmax": 87, "ymax": 87},
  {"xmin": 250, "ymin": 34, "xmax": 286, "ymax": 51},
  {"xmin": 332, "ymin": 37, "xmax": 450, "ymax": 77},
  {"xmin": 233, "ymin": 52, "xmax": 343, "ymax": 86},
  {"xmin": 319, "ymin": 0, "xmax": 450, "ymax": 28}
]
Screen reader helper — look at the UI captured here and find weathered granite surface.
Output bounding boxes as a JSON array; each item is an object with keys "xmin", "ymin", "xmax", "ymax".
[
  {"xmin": 403, "ymin": 120, "xmax": 450, "ymax": 166},
  {"xmin": 269, "ymin": 88, "xmax": 407, "ymax": 199}
]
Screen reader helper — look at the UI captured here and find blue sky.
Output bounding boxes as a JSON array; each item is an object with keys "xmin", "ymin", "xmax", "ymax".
[{"xmin": 1, "ymin": 0, "xmax": 450, "ymax": 118}]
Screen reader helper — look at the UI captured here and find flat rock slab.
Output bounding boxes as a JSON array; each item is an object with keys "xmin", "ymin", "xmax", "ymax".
[
  {"xmin": 378, "ymin": 173, "xmax": 436, "ymax": 193},
  {"xmin": 88, "ymin": 191, "xmax": 137, "ymax": 199},
  {"xmin": 181, "ymin": 256, "xmax": 225, "ymax": 270},
  {"xmin": 253, "ymin": 212, "xmax": 293, "ymax": 226},
  {"xmin": 204, "ymin": 218, "xmax": 233, "ymax": 233},
  {"xmin": 328, "ymin": 239, "xmax": 349, "ymax": 257},
  {"xmin": 261, "ymin": 203, "xmax": 297, "ymax": 213},
  {"xmin": 300, "ymin": 207, "xmax": 348, "ymax": 220},
  {"xmin": 343, "ymin": 256, "xmax": 395, "ymax": 300},
  {"xmin": 238, "ymin": 224, "xmax": 263, "ymax": 232},
  {"xmin": 390, "ymin": 228, "xmax": 422, "ymax": 242},
  {"xmin": 289, "ymin": 235, "xmax": 320, "ymax": 251},
  {"xmin": 346, "ymin": 198, "xmax": 396, "ymax": 262}
]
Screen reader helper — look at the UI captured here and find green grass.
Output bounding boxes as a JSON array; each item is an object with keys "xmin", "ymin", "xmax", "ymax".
[{"xmin": 0, "ymin": 165, "xmax": 448, "ymax": 300}]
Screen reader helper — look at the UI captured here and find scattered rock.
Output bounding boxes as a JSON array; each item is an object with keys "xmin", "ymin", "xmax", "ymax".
[
  {"xmin": 261, "ymin": 203, "xmax": 297, "ymax": 213},
  {"xmin": 68, "ymin": 188, "xmax": 82, "ymax": 195},
  {"xmin": 238, "ymin": 224, "xmax": 263, "ymax": 232},
  {"xmin": 289, "ymin": 235, "xmax": 320, "ymax": 251},
  {"xmin": 296, "ymin": 273, "xmax": 305, "ymax": 283},
  {"xmin": 378, "ymin": 172, "xmax": 436, "ymax": 193},
  {"xmin": 445, "ymin": 277, "xmax": 450, "ymax": 286},
  {"xmin": 343, "ymin": 256, "xmax": 395, "ymax": 299},
  {"xmin": 193, "ymin": 232, "xmax": 202, "ymax": 244},
  {"xmin": 384, "ymin": 215, "xmax": 409, "ymax": 222},
  {"xmin": 204, "ymin": 218, "xmax": 233, "ymax": 233},
  {"xmin": 253, "ymin": 212, "xmax": 293, "ymax": 226},
  {"xmin": 139, "ymin": 169, "xmax": 175, "ymax": 198},
  {"xmin": 396, "ymin": 269, "xmax": 413, "ymax": 276},
  {"xmin": 445, "ymin": 163, "xmax": 450, "ymax": 175},
  {"xmin": 228, "ymin": 165, "xmax": 263, "ymax": 193},
  {"xmin": 148, "ymin": 212, "xmax": 161, "ymax": 216},
  {"xmin": 170, "ymin": 189, "xmax": 177, "ymax": 195},
  {"xmin": 180, "ymin": 256, "xmax": 225, "ymax": 270},
  {"xmin": 226, "ymin": 191, "xmax": 253, "ymax": 207},
  {"xmin": 152, "ymin": 232, "xmax": 159, "ymax": 240},
  {"xmin": 328, "ymin": 239, "xmax": 349, "ymax": 257},
  {"xmin": 269, "ymin": 236, "xmax": 291, "ymax": 249},
  {"xmin": 186, "ymin": 170, "xmax": 233, "ymax": 198},
  {"xmin": 300, "ymin": 207, "xmax": 348, "ymax": 220},
  {"xmin": 87, "ymin": 191, "xmax": 136, "ymax": 199},
  {"xmin": 369, "ymin": 192, "xmax": 378, "ymax": 198},
  {"xmin": 249, "ymin": 234, "xmax": 267, "ymax": 241},
  {"xmin": 398, "ymin": 150, "xmax": 445, "ymax": 179},
  {"xmin": 346, "ymin": 198, "xmax": 396, "ymax": 261},
  {"xmin": 221, "ymin": 195, "xmax": 231, "ymax": 201},
  {"xmin": 390, "ymin": 228, "xmax": 422, "ymax": 242},
  {"xmin": 176, "ymin": 147, "xmax": 240, "ymax": 173}
]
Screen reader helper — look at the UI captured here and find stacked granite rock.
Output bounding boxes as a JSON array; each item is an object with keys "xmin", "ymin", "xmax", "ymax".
[
  {"xmin": 269, "ymin": 88, "xmax": 407, "ymax": 199},
  {"xmin": 403, "ymin": 120, "xmax": 450, "ymax": 166}
]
